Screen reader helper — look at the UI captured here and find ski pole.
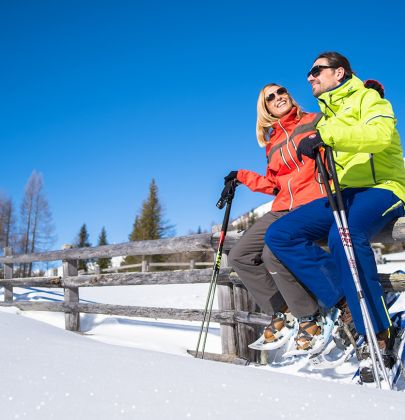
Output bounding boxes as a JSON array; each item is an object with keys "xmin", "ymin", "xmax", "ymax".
[
  {"xmin": 315, "ymin": 147, "xmax": 390, "ymax": 389},
  {"xmin": 195, "ymin": 179, "xmax": 238, "ymax": 359}
]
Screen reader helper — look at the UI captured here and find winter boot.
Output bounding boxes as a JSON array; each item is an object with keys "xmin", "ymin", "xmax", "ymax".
[
  {"xmin": 263, "ymin": 311, "xmax": 295, "ymax": 344},
  {"xmin": 334, "ymin": 298, "xmax": 359, "ymax": 349},
  {"xmin": 295, "ymin": 313, "xmax": 324, "ymax": 351},
  {"xmin": 248, "ymin": 310, "xmax": 297, "ymax": 351},
  {"xmin": 358, "ymin": 328, "xmax": 397, "ymax": 384}
]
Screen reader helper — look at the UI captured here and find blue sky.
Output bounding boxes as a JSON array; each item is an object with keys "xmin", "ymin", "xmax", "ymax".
[{"xmin": 1, "ymin": 0, "xmax": 404, "ymax": 248}]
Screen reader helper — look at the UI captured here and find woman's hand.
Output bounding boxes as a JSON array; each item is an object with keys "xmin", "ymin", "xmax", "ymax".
[{"xmin": 224, "ymin": 171, "xmax": 238, "ymax": 185}]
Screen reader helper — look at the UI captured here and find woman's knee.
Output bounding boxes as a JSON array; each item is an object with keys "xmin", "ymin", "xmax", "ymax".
[
  {"xmin": 228, "ymin": 240, "xmax": 250, "ymax": 267},
  {"xmin": 228, "ymin": 245, "xmax": 240, "ymax": 267}
]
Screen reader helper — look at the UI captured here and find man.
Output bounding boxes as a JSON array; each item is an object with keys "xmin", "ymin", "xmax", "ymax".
[{"xmin": 265, "ymin": 52, "xmax": 405, "ymax": 382}]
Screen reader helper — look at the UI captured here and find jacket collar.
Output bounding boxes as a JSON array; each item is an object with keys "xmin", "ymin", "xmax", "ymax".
[
  {"xmin": 271, "ymin": 106, "xmax": 300, "ymax": 130},
  {"xmin": 317, "ymin": 75, "xmax": 364, "ymax": 113}
]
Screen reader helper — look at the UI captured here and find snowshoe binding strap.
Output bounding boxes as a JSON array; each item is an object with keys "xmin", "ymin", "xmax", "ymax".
[
  {"xmin": 295, "ymin": 315, "xmax": 323, "ymax": 351},
  {"xmin": 263, "ymin": 311, "xmax": 294, "ymax": 343}
]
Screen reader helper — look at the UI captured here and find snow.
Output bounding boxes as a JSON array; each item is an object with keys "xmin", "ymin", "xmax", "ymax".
[
  {"xmin": 1, "ymin": 250, "xmax": 405, "ymax": 419},
  {"xmin": 1, "ymin": 309, "xmax": 405, "ymax": 420}
]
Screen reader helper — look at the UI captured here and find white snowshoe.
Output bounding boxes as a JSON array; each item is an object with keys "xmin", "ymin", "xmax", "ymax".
[
  {"xmin": 352, "ymin": 325, "xmax": 405, "ymax": 390},
  {"xmin": 309, "ymin": 292, "xmax": 404, "ymax": 372},
  {"xmin": 282, "ymin": 308, "xmax": 339, "ymax": 359},
  {"xmin": 248, "ymin": 312, "xmax": 297, "ymax": 351}
]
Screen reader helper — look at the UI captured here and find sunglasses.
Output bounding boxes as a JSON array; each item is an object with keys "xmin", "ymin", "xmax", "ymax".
[
  {"xmin": 265, "ymin": 87, "xmax": 288, "ymax": 102},
  {"xmin": 307, "ymin": 65, "xmax": 337, "ymax": 78}
]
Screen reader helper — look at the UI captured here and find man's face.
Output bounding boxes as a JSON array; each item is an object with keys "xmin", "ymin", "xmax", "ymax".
[{"xmin": 307, "ymin": 58, "xmax": 343, "ymax": 97}]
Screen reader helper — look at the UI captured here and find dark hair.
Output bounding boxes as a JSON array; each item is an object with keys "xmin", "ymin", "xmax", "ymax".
[{"xmin": 315, "ymin": 51, "xmax": 354, "ymax": 79}]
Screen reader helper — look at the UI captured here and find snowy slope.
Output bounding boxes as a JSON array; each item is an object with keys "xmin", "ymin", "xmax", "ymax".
[
  {"xmin": 1, "ymin": 309, "xmax": 405, "ymax": 420},
  {"xmin": 0, "ymin": 250, "xmax": 404, "ymax": 418}
]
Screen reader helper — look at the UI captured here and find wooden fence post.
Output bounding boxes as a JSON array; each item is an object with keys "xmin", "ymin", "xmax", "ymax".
[
  {"xmin": 141, "ymin": 257, "xmax": 149, "ymax": 272},
  {"xmin": 62, "ymin": 244, "xmax": 80, "ymax": 332},
  {"xmin": 217, "ymin": 253, "xmax": 237, "ymax": 355},
  {"xmin": 233, "ymin": 284, "xmax": 259, "ymax": 361},
  {"xmin": 3, "ymin": 247, "xmax": 13, "ymax": 302}
]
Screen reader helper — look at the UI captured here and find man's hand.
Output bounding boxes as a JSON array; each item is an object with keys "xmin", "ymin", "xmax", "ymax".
[
  {"xmin": 296, "ymin": 132, "xmax": 325, "ymax": 161},
  {"xmin": 364, "ymin": 79, "xmax": 385, "ymax": 98},
  {"xmin": 224, "ymin": 170, "xmax": 238, "ymax": 185}
]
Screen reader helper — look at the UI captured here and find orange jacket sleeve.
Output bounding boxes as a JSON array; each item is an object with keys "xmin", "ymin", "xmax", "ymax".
[{"xmin": 237, "ymin": 168, "xmax": 278, "ymax": 195}]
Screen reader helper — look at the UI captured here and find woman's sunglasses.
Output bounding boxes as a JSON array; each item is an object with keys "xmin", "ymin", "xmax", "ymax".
[
  {"xmin": 307, "ymin": 65, "xmax": 337, "ymax": 78},
  {"xmin": 265, "ymin": 87, "xmax": 288, "ymax": 103}
]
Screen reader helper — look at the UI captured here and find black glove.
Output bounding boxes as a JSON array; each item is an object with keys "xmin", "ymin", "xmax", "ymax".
[
  {"xmin": 224, "ymin": 170, "xmax": 238, "ymax": 185},
  {"xmin": 296, "ymin": 132, "xmax": 325, "ymax": 161},
  {"xmin": 217, "ymin": 180, "xmax": 237, "ymax": 209},
  {"xmin": 364, "ymin": 79, "xmax": 385, "ymax": 98}
]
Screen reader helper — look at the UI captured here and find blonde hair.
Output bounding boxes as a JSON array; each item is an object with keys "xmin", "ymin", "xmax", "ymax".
[{"xmin": 256, "ymin": 83, "xmax": 304, "ymax": 147}]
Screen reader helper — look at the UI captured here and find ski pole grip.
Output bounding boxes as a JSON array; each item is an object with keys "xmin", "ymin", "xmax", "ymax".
[
  {"xmin": 325, "ymin": 147, "xmax": 345, "ymax": 212},
  {"xmin": 216, "ymin": 180, "xmax": 238, "ymax": 209},
  {"xmin": 315, "ymin": 151, "xmax": 338, "ymax": 212}
]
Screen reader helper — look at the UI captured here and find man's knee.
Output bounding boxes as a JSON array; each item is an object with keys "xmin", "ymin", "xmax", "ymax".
[
  {"xmin": 328, "ymin": 225, "xmax": 369, "ymax": 252},
  {"xmin": 265, "ymin": 221, "xmax": 290, "ymax": 252}
]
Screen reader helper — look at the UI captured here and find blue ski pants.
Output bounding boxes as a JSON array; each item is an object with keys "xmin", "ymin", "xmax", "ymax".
[{"xmin": 265, "ymin": 188, "xmax": 404, "ymax": 335}]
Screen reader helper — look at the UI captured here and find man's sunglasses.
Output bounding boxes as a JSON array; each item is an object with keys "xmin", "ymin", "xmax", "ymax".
[
  {"xmin": 265, "ymin": 87, "xmax": 288, "ymax": 102},
  {"xmin": 307, "ymin": 65, "xmax": 337, "ymax": 78}
]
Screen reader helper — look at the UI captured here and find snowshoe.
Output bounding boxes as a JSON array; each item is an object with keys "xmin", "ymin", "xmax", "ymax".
[
  {"xmin": 309, "ymin": 294, "xmax": 400, "ymax": 371},
  {"xmin": 356, "ymin": 336, "xmax": 398, "ymax": 390},
  {"xmin": 282, "ymin": 308, "xmax": 338, "ymax": 359},
  {"xmin": 308, "ymin": 309, "xmax": 360, "ymax": 370},
  {"xmin": 351, "ymin": 296, "xmax": 405, "ymax": 390},
  {"xmin": 248, "ymin": 311, "xmax": 297, "ymax": 351}
]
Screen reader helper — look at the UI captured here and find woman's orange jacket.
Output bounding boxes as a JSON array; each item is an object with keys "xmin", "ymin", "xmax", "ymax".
[{"xmin": 237, "ymin": 107, "xmax": 326, "ymax": 212}]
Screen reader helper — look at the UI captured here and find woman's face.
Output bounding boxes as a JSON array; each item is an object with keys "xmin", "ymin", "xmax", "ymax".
[{"xmin": 264, "ymin": 85, "xmax": 292, "ymax": 118}]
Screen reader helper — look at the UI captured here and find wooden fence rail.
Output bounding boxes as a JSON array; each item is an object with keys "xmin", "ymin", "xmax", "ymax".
[{"xmin": 1, "ymin": 216, "xmax": 405, "ymax": 363}]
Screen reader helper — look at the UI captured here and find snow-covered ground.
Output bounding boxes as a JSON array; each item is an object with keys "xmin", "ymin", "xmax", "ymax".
[{"xmin": 1, "ymin": 251, "xmax": 405, "ymax": 419}]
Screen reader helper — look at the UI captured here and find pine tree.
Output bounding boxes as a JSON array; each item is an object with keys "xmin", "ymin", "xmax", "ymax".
[
  {"xmin": 136, "ymin": 179, "xmax": 163, "ymax": 240},
  {"xmin": 97, "ymin": 226, "xmax": 111, "ymax": 270},
  {"xmin": 75, "ymin": 223, "xmax": 91, "ymax": 271},
  {"xmin": 124, "ymin": 179, "xmax": 173, "ymax": 267}
]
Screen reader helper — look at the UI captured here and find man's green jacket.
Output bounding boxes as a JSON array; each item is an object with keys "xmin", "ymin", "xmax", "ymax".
[{"xmin": 316, "ymin": 75, "xmax": 405, "ymax": 211}]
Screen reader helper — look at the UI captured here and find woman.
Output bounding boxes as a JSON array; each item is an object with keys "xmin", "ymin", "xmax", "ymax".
[{"xmin": 227, "ymin": 83, "xmax": 343, "ymax": 351}]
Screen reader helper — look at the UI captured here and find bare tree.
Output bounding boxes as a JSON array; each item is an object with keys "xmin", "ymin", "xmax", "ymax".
[
  {"xmin": 0, "ymin": 195, "xmax": 17, "ymax": 250},
  {"xmin": 19, "ymin": 171, "xmax": 56, "ymax": 276}
]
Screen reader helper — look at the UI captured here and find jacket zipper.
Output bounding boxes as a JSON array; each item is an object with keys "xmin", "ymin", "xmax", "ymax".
[
  {"xmin": 318, "ymin": 97, "xmax": 336, "ymax": 116},
  {"xmin": 278, "ymin": 120, "xmax": 300, "ymax": 171},
  {"xmin": 369, "ymin": 153, "xmax": 377, "ymax": 184},
  {"xmin": 317, "ymin": 97, "xmax": 339, "ymax": 157}
]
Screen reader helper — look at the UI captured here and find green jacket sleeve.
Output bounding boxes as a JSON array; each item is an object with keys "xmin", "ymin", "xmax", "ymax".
[{"xmin": 318, "ymin": 90, "xmax": 396, "ymax": 153}]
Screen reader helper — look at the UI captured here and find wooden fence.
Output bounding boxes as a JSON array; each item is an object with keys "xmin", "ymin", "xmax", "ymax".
[{"xmin": 1, "ymin": 217, "xmax": 405, "ymax": 364}]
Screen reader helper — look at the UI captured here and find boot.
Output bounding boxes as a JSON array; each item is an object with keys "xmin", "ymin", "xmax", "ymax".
[
  {"xmin": 263, "ymin": 310, "xmax": 295, "ymax": 343},
  {"xmin": 295, "ymin": 313, "xmax": 323, "ymax": 351},
  {"xmin": 334, "ymin": 298, "xmax": 359, "ymax": 349},
  {"xmin": 358, "ymin": 327, "xmax": 397, "ymax": 383}
]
